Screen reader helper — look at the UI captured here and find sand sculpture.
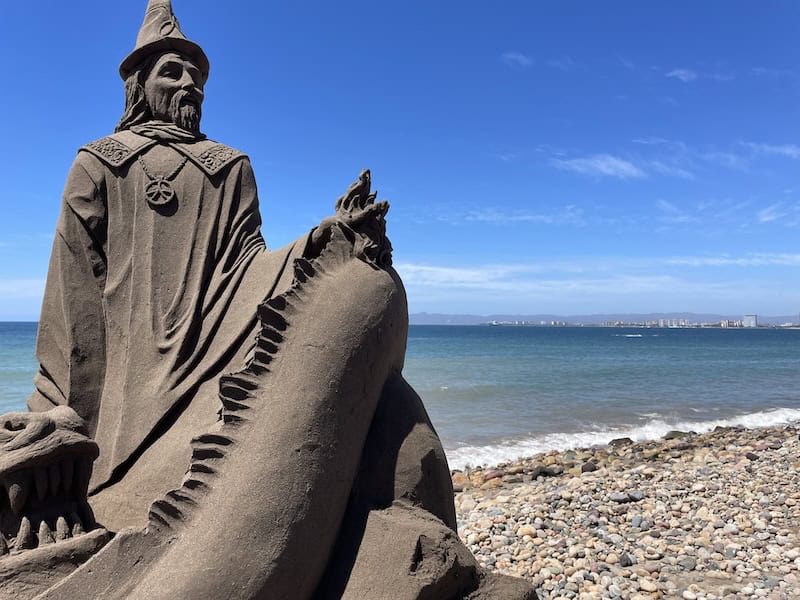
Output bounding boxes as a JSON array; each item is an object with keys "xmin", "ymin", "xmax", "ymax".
[{"xmin": 1, "ymin": 2, "xmax": 537, "ymax": 598}]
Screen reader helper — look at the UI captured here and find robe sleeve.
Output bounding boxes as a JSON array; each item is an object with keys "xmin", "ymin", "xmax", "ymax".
[{"xmin": 27, "ymin": 153, "xmax": 108, "ymax": 437}]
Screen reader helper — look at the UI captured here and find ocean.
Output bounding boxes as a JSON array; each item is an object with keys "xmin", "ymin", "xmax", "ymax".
[{"xmin": 3, "ymin": 323, "xmax": 799, "ymax": 470}]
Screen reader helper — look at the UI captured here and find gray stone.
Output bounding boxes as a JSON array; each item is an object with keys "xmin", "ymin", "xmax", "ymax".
[{"xmin": 609, "ymin": 437, "xmax": 634, "ymax": 448}]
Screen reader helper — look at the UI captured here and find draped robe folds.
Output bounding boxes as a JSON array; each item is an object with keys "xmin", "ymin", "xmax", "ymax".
[{"xmin": 28, "ymin": 130, "xmax": 306, "ymax": 490}]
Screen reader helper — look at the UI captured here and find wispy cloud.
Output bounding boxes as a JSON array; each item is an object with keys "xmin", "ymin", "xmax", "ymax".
[
  {"xmin": 708, "ymin": 72, "xmax": 735, "ymax": 82},
  {"xmin": 665, "ymin": 68, "xmax": 734, "ymax": 83},
  {"xmin": 664, "ymin": 253, "xmax": 800, "ymax": 267},
  {"xmin": 428, "ymin": 204, "xmax": 587, "ymax": 227},
  {"xmin": 463, "ymin": 206, "xmax": 585, "ymax": 226},
  {"xmin": 666, "ymin": 68, "xmax": 698, "ymax": 83},
  {"xmin": 617, "ymin": 56, "xmax": 637, "ymax": 71},
  {"xmin": 0, "ymin": 278, "xmax": 45, "ymax": 295},
  {"xmin": 545, "ymin": 56, "xmax": 576, "ymax": 71},
  {"xmin": 631, "ymin": 137, "xmax": 677, "ymax": 146},
  {"xmin": 743, "ymin": 142, "xmax": 800, "ymax": 160},
  {"xmin": 397, "ymin": 262, "xmax": 681, "ymax": 294},
  {"xmin": 700, "ymin": 151, "xmax": 749, "ymax": 171},
  {"xmin": 757, "ymin": 204, "xmax": 788, "ymax": 223},
  {"xmin": 396, "ymin": 259, "xmax": 797, "ymax": 315},
  {"xmin": 751, "ymin": 66, "xmax": 795, "ymax": 78},
  {"xmin": 501, "ymin": 51, "xmax": 533, "ymax": 69},
  {"xmin": 628, "ymin": 139, "xmax": 749, "ymax": 173},
  {"xmin": 647, "ymin": 160, "xmax": 694, "ymax": 180},
  {"xmin": 656, "ymin": 199, "xmax": 693, "ymax": 223},
  {"xmin": 489, "ymin": 152, "xmax": 520, "ymax": 162},
  {"xmin": 551, "ymin": 154, "xmax": 646, "ymax": 179}
]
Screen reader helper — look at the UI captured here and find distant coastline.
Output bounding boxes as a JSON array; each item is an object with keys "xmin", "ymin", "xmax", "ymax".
[
  {"xmin": 409, "ymin": 312, "xmax": 799, "ymax": 328},
  {"xmin": 3, "ymin": 315, "xmax": 800, "ymax": 329}
]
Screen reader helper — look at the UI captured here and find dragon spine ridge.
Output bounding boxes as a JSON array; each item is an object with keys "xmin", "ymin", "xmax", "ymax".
[{"xmin": 146, "ymin": 249, "xmax": 339, "ymax": 534}]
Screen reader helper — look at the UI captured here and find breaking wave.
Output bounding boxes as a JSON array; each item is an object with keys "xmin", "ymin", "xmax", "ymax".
[{"xmin": 445, "ymin": 406, "xmax": 800, "ymax": 471}]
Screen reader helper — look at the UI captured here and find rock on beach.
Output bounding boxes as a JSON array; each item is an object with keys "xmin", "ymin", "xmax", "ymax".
[{"xmin": 452, "ymin": 425, "xmax": 800, "ymax": 599}]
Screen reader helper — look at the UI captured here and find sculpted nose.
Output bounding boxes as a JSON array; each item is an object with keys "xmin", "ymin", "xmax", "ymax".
[
  {"xmin": 179, "ymin": 71, "xmax": 195, "ymax": 90},
  {"xmin": 179, "ymin": 71, "xmax": 204, "ymax": 101}
]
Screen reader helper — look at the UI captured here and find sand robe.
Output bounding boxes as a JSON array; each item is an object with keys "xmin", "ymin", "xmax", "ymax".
[{"xmin": 28, "ymin": 129, "xmax": 305, "ymax": 489}]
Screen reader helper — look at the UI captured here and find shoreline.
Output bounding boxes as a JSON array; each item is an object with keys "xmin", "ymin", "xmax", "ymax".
[
  {"xmin": 444, "ymin": 410, "xmax": 800, "ymax": 472},
  {"xmin": 452, "ymin": 424, "xmax": 800, "ymax": 599}
]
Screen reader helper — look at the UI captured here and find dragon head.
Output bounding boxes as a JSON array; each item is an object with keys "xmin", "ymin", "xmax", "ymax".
[{"xmin": 0, "ymin": 406, "xmax": 102, "ymax": 556}]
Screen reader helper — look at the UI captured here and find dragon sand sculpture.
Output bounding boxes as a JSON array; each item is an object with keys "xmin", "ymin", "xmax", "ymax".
[{"xmin": 0, "ymin": 2, "xmax": 537, "ymax": 599}]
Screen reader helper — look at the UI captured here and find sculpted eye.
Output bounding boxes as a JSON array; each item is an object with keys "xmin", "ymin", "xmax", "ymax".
[{"xmin": 160, "ymin": 64, "xmax": 181, "ymax": 79}]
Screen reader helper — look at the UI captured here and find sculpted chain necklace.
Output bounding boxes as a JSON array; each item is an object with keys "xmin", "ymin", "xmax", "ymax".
[{"xmin": 137, "ymin": 154, "xmax": 188, "ymax": 208}]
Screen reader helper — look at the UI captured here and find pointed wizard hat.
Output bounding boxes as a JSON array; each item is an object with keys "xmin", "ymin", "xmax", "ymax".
[{"xmin": 119, "ymin": 0, "xmax": 210, "ymax": 82}]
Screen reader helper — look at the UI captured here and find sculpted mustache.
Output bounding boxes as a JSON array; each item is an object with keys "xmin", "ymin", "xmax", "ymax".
[{"xmin": 169, "ymin": 90, "xmax": 202, "ymax": 111}]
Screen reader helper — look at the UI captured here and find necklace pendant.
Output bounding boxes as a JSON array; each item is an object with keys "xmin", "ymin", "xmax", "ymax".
[{"xmin": 145, "ymin": 178, "xmax": 176, "ymax": 207}]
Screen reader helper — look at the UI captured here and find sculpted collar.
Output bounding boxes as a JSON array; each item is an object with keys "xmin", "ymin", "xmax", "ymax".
[
  {"xmin": 80, "ymin": 128, "xmax": 247, "ymax": 177},
  {"xmin": 129, "ymin": 122, "xmax": 207, "ymax": 143}
]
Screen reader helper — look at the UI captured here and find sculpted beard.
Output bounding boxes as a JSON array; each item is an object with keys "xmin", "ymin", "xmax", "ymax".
[{"xmin": 170, "ymin": 90, "xmax": 202, "ymax": 133}]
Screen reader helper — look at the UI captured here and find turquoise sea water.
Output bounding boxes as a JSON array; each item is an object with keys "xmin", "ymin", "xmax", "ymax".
[
  {"xmin": 0, "ymin": 322, "xmax": 38, "ymax": 415},
  {"xmin": 3, "ymin": 323, "xmax": 799, "ymax": 469}
]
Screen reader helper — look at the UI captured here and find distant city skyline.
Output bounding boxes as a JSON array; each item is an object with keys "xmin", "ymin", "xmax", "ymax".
[
  {"xmin": 408, "ymin": 311, "xmax": 799, "ymax": 327},
  {"xmin": 2, "ymin": 2, "xmax": 800, "ymax": 319}
]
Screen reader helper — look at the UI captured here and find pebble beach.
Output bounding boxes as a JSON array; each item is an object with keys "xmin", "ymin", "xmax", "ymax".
[{"xmin": 452, "ymin": 425, "xmax": 800, "ymax": 599}]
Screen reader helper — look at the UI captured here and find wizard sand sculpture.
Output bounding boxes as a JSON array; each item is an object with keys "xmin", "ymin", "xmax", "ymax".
[{"xmin": 0, "ymin": 2, "xmax": 536, "ymax": 598}]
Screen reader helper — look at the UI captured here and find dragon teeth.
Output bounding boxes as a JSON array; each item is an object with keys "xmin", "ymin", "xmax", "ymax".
[
  {"xmin": 16, "ymin": 517, "xmax": 34, "ymax": 550},
  {"xmin": 38, "ymin": 521, "xmax": 54, "ymax": 546},
  {"xmin": 70, "ymin": 512, "xmax": 84, "ymax": 536},
  {"xmin": 56, "ymin": 516, "xmax": 70, "ymax": 541},
  {"xmin": 6, "ymin": 470, "xmax": 30, "ymax": 516}
]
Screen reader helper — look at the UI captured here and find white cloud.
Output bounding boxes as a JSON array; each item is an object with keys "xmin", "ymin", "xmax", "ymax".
[
  {"xmin": 397, "ymin": 256, "xmax": 800, "ymax": 315},
  {"xmin": 631, "ymin": 137, "xmax": 676, "ymax": 146},
  {"xmin": 751, "ymin": 67, "xmax": 795, "ymax": 78},
  {"xmin": 666, "ymin": 68, "xmax": 698, "ymax": 82},
  {"xmin": 700, "ymin": 151, "xmax": 749, "ymax": 171},
  {"xmin": 757, "ymin": 204, "xmax": 786, "ymax": 223},
  {"xmin": 664, "ymin": 253, "xmax": 800, "ymax": 267},
  {"xmin": 463, "ymin": 206, "xmax": 585, "ymax": 226},
  {"xmin": 545, "ymin": 56, "xmax": 575, "ymax": 71},
  {"xmin": 655, "ymin": 199, "xmax": 693, "ymax": 223},
  {"xmin": 708, "ymin": 73, "xmax": 735, "ymax": 82},
  {"xmin": 664, "ymin": 69, "xmax": 733, "ymax": 83},
  {"xmin": 743, "ymin": 142, "xmax": 800, "ymax": 160},
  {"xmin": 618, "ymin": 56, "xmax": 637, "ymax": 71},
  {"xmin": 0, "ymin": 278, "xmax": 45, "ymax": 297},
  {"xmin": 489, "ymin": 152, "xmax": 519, "ymax": 162},
  {"xmin": 0, "ymin": 279, "xmax": 46, "ymax": 320},
  {"xmin": 551, "ymin": 154, "xmax": 646, "ymax": 179},
  {"xmin": 647, "ymin": 160, "xmax": 694, "ymax": 180},
  {"xmin": 501, "ymin": 52, "xmax": 533, "ymax": 69}
]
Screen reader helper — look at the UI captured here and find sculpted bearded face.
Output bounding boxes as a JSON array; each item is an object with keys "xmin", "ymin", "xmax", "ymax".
[{"xmin": 143, "ymin": 52, "xmax": 205, "ymax": 133}]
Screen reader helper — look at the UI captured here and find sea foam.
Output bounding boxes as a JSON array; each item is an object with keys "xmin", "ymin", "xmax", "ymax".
[{"xmin": 445, "ymin": 406, "xmax": 800, "ymax": 471}]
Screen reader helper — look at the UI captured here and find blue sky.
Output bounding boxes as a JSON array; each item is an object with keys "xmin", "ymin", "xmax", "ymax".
[{"xmin": 2, "ymin": 1, "xmax": 800, "ymax": 319}]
